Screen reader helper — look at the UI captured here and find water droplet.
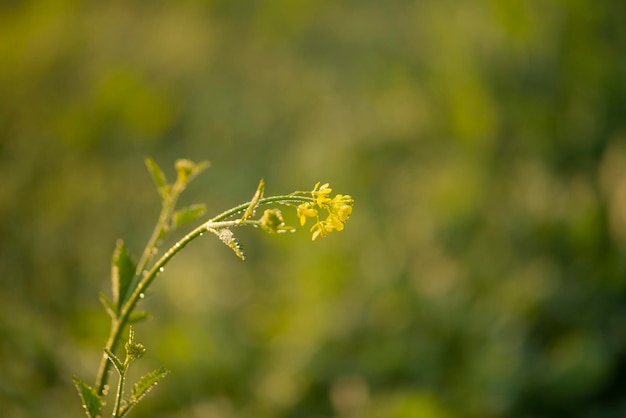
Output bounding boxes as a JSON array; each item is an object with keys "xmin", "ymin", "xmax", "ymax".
[
  {"xmin": 139, "ymin": 293, "xmax": 145, "ymax": 299},
  {"xmin": 199, "ymin": 232, "xmax": 204, "ymax": 237},
  {"xmin": 151, "ymin": 248, "xmax": 158, "ymax": 255},
  {"xmin": 102, "ymin": 385, "xmax": 110, "ymax": 395},
  {"xmin": 159, "ymin": 267, "xmax": 164, "ymax": 273},
  {"xmin": 142, "ymin": 270, "xmax": 149, "ymax": 277}
]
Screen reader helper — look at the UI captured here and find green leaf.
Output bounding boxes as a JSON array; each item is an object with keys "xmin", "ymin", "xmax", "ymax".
[
  {"xmin": 128, "ymin": 310, "xmax": 151, "ymax": 324},
  {"xmin": 124, "ymin": 326, "xmax": 146, "ymax": 362},
  {"xmin": 241, "ymin": 179, "xmax": 265, "ymax": 221},
  {"xmin": 172, "ymin": 204, "xmax": 207, "ymax": 230},
  {"xmin": 117, "ymin": 367, "xmax": 170, "ymax": 418},
  {"xmin": 105, "ymin": 348, "xmax": 125, "ymax": 375},
  {"xmin": 111, "ymin": 240, "xmax": 137, "ymax": 312},
  {"xmin": 145, "ymin": 157, "xmax": 170, "ymax": 199},
  {"xmin": 131, "ymin": 366, "xmax": 170, "ymax": 403},
  {"xmin": 99, "ymin": 292, "xmax": 116, "ymax": 319},
  {"xmin": 72, "ymin": 376, "xmax": 103, "ymax": 418}
]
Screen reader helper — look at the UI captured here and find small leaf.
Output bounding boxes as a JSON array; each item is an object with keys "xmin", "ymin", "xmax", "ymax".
[
  {"xmin": 172, "ymin": 204, "xmax": 207, "ymax": 230},
  {"xmin": 99, "ymin": 292, "xmax": 116, "ymax": 319},
  {"xmin": 128, "ymin": 310, "xmax": 151, "ymax": 324},
  {"xmin": 131, "ymin": 366, "xmax": 170, "ymax": 403},
  {"xmin": 72, "ymin": 376, "xmax": 103, "ymax": 418},
  {"xmin": 227, "ymin": 236, "xmax": 246, "ymax": 261},
  {"xmin": 105, "ymin": 348, "xmax": 125, "ymax": 375},
  {"xmin": 209, "ymin": 228, "xmax": 246, "ymax": 260},
  {"xmin": 241, "ymin": 179, "xmax": 265, "ymax": 221},
  {"xmin": 117, "ymin": 367, "xmax": 170, "ymax": 418},
  {"xmin": 145, "ymin": 157, "xmax": 170, "ymax": 200},
  {"xmin": 124, "ymin": 327, "xmax": 146, "ymax": 361},
  {"xmin": 111, "ymin": 240, "xmax": 137, "ymax": 312},
  {"xmin": 174, "ymin": 159, "xmax": 210, "ymax": 186}
]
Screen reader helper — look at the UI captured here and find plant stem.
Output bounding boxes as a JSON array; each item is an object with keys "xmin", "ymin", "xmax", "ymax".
[
  {"xmin": 94, "ymin": 194, "xmax": 313, "ymax": 395},
  {"xmin": 135, "ymin": 191, "xmax": 180, "ymax": 276},
  {"xmin": 112, "ymin": 364, "xmax": 126, "ymax": 418}
]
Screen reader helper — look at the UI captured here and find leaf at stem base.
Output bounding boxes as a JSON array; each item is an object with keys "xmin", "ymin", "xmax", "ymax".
[{"xmin": 72, "ymin": 376, "xmax": 104, "ymax": 418}]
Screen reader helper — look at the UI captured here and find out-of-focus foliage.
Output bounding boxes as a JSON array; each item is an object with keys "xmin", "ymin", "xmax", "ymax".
[{"xmin": 2, "ymin": 0, "xmax": 626, "ymax": 417}]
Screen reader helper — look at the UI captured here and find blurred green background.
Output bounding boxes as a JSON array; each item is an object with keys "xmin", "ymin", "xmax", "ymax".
[{"xmin": 2, "ymin": 0, "xmax": 626, "ymax": 417}]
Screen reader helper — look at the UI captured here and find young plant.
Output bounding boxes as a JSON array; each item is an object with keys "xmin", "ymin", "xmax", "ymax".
[{"xmin": 73, "ymin": 158, "xmax": 354, "ymax": 417}]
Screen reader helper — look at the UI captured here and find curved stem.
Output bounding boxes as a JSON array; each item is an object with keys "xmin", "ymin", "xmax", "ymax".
[
  {"xmin": 94, "ymin": 194, "xmax": 313, "ymax": 395},
  {"xmin": 208, "ymin": 195, "xmax": 312, "ymax": 223}
]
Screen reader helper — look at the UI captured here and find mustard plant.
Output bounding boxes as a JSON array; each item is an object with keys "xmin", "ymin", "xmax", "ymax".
[{"xmin": 73, "ymin": 158, "xmax": 354, "ymax": 417}]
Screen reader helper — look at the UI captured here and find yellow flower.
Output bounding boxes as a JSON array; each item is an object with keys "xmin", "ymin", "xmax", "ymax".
[
  {"xmin": 324, "ymin": 213, "xmax": 345, "ymax": 232},
  {"xmin": 310, "ymin": 220, "xmax": 328, "ymax": 241},
  {"xmin": 299, "ymin": 182, "xmax": 354, "ymax": 240},
  {"xmin": 297, "ymin": 202, "xmax": 318, "ymax": 226},
  {"xmin": 329, "ymin": 194, "xmax": 353, "ymax": 222},
  {"xmin": 312, "ymin": 182, "xmax": 333, "ymax": 206}
]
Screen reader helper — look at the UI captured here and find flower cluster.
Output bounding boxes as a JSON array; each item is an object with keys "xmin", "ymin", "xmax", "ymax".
[{"xmin": 297, "ymin": 182, "xmax": 354, "ymax": 240}]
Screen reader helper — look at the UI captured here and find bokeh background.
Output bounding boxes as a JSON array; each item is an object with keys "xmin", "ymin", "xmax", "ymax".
[{"xmin": 2, "ymin": 1, "xmax": 626, "ymax": 417}]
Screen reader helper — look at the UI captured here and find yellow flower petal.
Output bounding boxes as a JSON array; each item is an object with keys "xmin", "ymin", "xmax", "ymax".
[{"xmin": 297, "ymin": 203, "xmax": 317, "ymax": 226}]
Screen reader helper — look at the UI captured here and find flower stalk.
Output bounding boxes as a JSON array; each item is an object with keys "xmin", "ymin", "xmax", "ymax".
[{"xmin": 75, "ymin": 159, "xmax": 354, "ymax": 417}]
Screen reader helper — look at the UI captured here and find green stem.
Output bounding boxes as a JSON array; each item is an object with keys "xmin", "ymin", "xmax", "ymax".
[
  {"xmin": 135, "ymin": 186, "xmax": 183, "ymax": 276},
  {"xmin": 112, "ymin": 364, "xmax": 126, "ymax": 418},
  {"xmin": 134, "ymin": 204, "xmax": 168, "ymax": 277},
  {"xmin": 94, "ymin": 194, "xmax": 313, "ymax": 395},
  {"xmin": 208, "ymin": 194, "xmax": 312, "ymax": 223}
]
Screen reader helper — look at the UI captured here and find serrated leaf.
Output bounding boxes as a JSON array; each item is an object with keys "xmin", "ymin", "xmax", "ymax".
[
  {"xmin": 241, "ymin": 179, "xmax": 265, "ymax": 221},
  {"xmin": 72, "ymin": 376, "xmax": 103, "ymax": 418},
  {"xmin": 228, "ymin": 236, "xmax": 245, "ymax": 260},
  {"xmin": 99, "ymin": 292, "xmax": 116, "ymax": 319},
  {"xmin": 145, "ymin": 157, "xmax": 170, "ymax": 200},
  {"xmin": 117, "ymin": 367, "xmax": 170, "ymax": 418},
  {"xmin": 172, "ymin": 204, "xmax": 206, "ymax": 230},
  {"xmin": 111, "ymin": 240, "xmax": 137, "ymax": 312},
  {"xmin": 128, "ymin": 310, "xmax": 151, "ymax": 324},
  {"xmin": 105, "ymin": 348, "xmax": 125, "ymax": 375},
  {"xmin": 208, "ymin": 228, "xmax": 246, "ymax": 260},
  {"xmin": 131, "ymin": 366, "xmax": 170, "ymax": 403}
]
